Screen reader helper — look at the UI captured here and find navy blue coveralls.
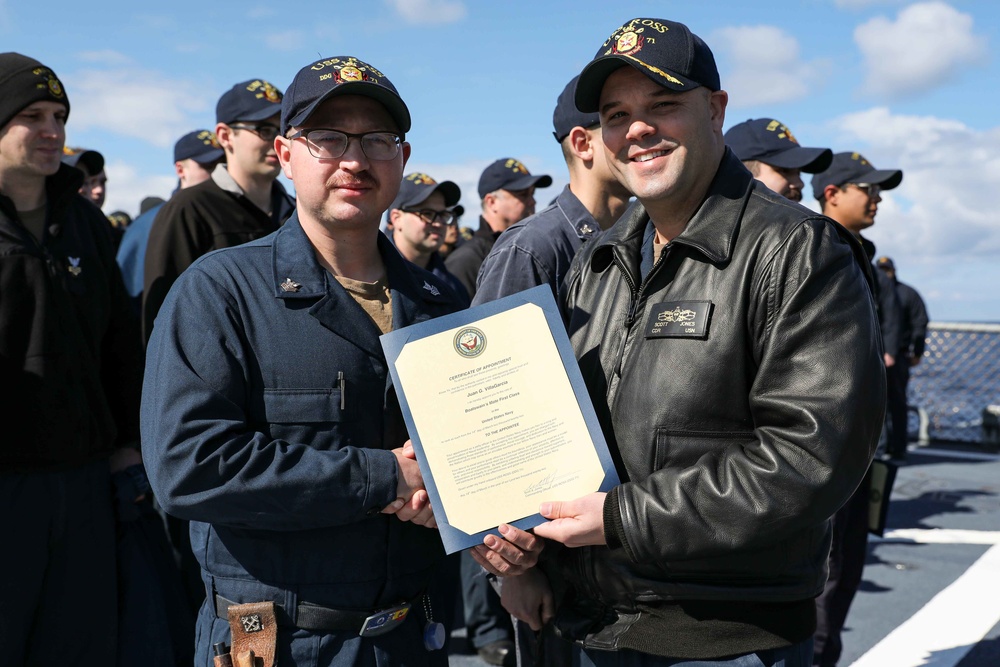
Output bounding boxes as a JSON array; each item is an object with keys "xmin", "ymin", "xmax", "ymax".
[{"xmin": 142, "ymin": 213, "xmax": 460, "ymax": 666}]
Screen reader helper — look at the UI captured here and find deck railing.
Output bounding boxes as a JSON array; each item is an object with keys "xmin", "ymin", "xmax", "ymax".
[{"xmin": 908, "ymin": 322, "xmax": 1000, "ymax": 447}]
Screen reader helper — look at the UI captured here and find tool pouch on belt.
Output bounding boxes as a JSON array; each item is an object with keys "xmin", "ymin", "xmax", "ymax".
[{"xmin": 227, "ymin": 601, "xmax": 277, "ymax": 667}]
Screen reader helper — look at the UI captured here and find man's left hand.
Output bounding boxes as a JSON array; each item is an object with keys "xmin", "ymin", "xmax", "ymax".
[
  {"xmin": 532, "ymin": 492, "xmax": 607, "ymax": 547},
  {"xmin": 470, "ymin": 523, "xmax": 544, "ymax": 577}
]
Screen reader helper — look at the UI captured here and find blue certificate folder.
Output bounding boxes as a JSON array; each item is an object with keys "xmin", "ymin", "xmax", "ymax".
[{"xmin": 380, "ymin": 285, "xmax": 620, "ymax": 554}]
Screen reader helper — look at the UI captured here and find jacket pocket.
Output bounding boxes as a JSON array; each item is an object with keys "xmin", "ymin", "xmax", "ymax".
[
  {"xmin": 261, "ymin": 388, "xmax": 347, "ymax": 424},
  {"xmin": 654, "ymin": 428, "xmax": 756, "ymax": 471}
]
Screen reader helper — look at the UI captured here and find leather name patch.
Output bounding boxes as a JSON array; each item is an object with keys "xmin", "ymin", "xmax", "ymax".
[{"xmin": 644, "ymin": 301, "xmax": 712, "ymax": 339}]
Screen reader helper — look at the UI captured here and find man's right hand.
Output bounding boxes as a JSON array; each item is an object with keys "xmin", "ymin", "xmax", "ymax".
[
  {"xmin": 500, "ymin": 568, "xmax": 555, "ymax": 631},
  {"xmin": 383, "ymin": 441, "xmax": 436, "ymax": 527}
]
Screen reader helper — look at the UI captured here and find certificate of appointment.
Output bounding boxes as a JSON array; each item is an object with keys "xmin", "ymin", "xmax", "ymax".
[{"xmin": 380, "ymin": 285, "xmax": 619, "ymax": 554}]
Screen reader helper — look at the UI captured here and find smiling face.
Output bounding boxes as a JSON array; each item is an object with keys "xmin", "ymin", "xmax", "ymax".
[
  {"xmin": 598, "ymin": 67, "xmax": 727, "ymax": 220},
  {"xmin": 276, "ymin": 95, "xmax": 409, "ymax": 234},
  {"xmin": 822, "ymin": 182, "xmax": 882, "ymax": 234},
  {"xmin": 0, "ymin": 101, "xmax": 67, "ymax": 185}
]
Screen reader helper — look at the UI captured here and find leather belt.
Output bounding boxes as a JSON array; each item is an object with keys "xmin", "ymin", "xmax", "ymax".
[{"xmin": 214, "ymin": 594, "xmax": 411, "ymax": 636}]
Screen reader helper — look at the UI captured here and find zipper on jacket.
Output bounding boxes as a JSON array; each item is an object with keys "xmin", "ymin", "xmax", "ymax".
[
  {"xmin": 612, "ymin": 244, "xmax": 673, "ymax": 377},
  {"xmin": 612, "ymin": 257, "xmax": 640, "ymax": 378}
]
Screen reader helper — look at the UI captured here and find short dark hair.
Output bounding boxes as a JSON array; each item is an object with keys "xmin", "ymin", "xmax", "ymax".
[{"xmin": 816, "ymin": 184, "xmax": 849, "ymax": 209}]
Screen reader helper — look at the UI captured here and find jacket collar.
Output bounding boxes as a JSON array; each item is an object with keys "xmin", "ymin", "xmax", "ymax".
[
  {"xmin": 554, "ymin": 185, "xmax": 601, "ymax": 239},
  {"xmin": 858, "ymin": 234, "xmax": 876, "ymax": 261},
  {"xmin": 474, "ymin": 215, "xmax": 501, "ymax": 241},
  {"xmin": 212, "ymin": 164, "xmax": 294, "ymax": 224},
  {"xmin": 0, "ymin": 163, "xmax": 84, "ymax": 225},
  {"xmin": 270, "ymin": 213, "xmax": 437, "ymax": 357},
  {"xmin": 591, "ymin": 148, "xmax": 753, "ymax": 279}
]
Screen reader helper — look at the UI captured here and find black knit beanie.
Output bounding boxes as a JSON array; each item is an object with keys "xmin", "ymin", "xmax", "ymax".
[{"xmin": 0, "ymin": 52, "xmax": 70, "ymax": 130}]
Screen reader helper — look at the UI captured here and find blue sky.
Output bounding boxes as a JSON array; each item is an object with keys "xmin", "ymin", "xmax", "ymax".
[{"xmin": 3, "ymin": 0, "xmax": 998, "ymax": 321}]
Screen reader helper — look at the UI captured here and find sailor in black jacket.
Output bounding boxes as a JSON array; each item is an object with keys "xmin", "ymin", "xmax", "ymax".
[
  {"xmin": 475, "ymin": 20, "xmax": 883, "ymax": 666},
  {"xmin": 0, "ymin": 52, "xmax": 144, "ymax": 665}
]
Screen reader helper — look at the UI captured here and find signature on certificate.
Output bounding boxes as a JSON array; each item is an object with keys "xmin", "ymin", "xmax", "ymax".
[{"xmin": 524, "ymin": 469, "xmax": 580, "ymax": 497}]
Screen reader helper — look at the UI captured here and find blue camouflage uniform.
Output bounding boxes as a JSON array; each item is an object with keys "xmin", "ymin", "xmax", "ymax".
[{"xmin": 142, "ymin": 213, "xmax": 460, "ymax": 666}]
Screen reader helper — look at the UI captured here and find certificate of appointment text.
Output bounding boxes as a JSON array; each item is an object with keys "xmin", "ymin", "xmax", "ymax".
[{"xmin": 381, "ymin": 286, "xmax": 619, "ymax": 553}]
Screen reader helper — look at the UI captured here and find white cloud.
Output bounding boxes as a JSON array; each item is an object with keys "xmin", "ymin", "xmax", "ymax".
[
  {"xmin": 386, "ymin": 0, "xmax": 467, "ymax": 25},
  {"xmin": 834, "ymin": 0, "xmax": 906, "ymax": 8},
  {"xmin": 710, "ymin": 25, "xmax": 830, "ymax": 108},
  {"xmin": 64, "ymin": 53, "xmax": 215, "ymax": 147},
  {"xmin": 134, "ymin": 14, "xmax": 177, "ymax": 31},
  {"xmin": 854, "ymin": 1, "xmax": 987, "ymax": 100},
  {"xmin": 402, "ymin": 156, "xmax": 567, "ymax": 227},
  {"xmin": 264, "ymin": 30, "xmax": 307, "ymax": 52},
  {"xmin": 248, "ymin": 6, "xmax": 277, "ymax": 19},
  {"xmin": 823, "ymin": 107, "xmax": 1000, "ymax": 319},
  {"xmin": 404, "ymin": 158, "xmax": 490, "ymax": 223},
  {"xmin": 77, "ymin": 50, "xmax": 133, "ymax": 67},
  {"xmin": 103, "ymin": 160, "xmax": 176, "ymax": 219}
]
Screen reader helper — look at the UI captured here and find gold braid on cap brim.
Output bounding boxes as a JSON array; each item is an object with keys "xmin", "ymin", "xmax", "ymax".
[{"xmin": 620, "ymin": 54, "xmax": 685, "ymax": 86}]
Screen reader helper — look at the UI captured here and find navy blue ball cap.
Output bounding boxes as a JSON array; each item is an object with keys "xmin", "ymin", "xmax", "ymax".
[
  {"xmin": 553, "ymin": 75, "xmax": 600, "ymax": 143},
  {"xmin": 725, "ymin": 118, "xmax": 832, "ymax": 173},
  {"xmin": 811, "ymin": 152, "xmax": 903, "ymax": 200},
  {"xmin": 216, "ymin": 79, "xmax": 283, "ymax": 125},
  {"xmin": 390, "ymin": 172, "xmax": 461, "ymax": 211},
  {"xmin": 478, "ymin": 158, "xmax": 553, "ymax": 199},
  {"xmin": 876, "ymin": 256, "xmax": 895, "ymax": 271},
  {"xmin": 576, "ymin": 17, "xmax": 720, "ymax": 113},
  {"xmin": 280, "ymin": 56, "xmax": 410, "ymax": 137},
  {"xmin": 173, "ymin": 129, "xmax": 224, "ymax": 164},
  {"xmin": 62, "ymin": 147, "xmax": 104, "ymax": 176}
]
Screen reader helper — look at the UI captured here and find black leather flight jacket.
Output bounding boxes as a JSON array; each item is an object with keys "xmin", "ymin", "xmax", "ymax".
[{"xmin": 558, "ymin": 150, "xmax": 884, "ymax": 614}]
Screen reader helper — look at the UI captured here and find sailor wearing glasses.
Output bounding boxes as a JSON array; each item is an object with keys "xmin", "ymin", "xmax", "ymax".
[
  {"xmin": 141, "ymin": 56, "xmax": 462, "ymax": 666},
  {"xmin": 811, "ymin": 151, "xmax": 904, "ymax": 667},
  {"xmin": 142, "ymin": 78, "xmax": 295, "ymax": 343},
  {"xmin": 388, "ymin": 172, "xmax": 469, "ymax": 306},
  {"xmin": 444, "ymin": 157, "xmax": 552, "ymax": 300}
]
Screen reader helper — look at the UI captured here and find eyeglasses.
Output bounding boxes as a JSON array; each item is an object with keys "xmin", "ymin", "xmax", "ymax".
[
  {"xmin": 402, "ymin": 208, "xmax": 456, "ymax": 226},
  {"xmin": 850, "ymin": 183, "xmax": 881, "ymax": 198},
  {"xmin": 229, "ymin": 123, "xmax": 280, "ymax": 141},
  {"xmin": 288, "ymin": 129, "xmax": 401, "ymax": 161}
]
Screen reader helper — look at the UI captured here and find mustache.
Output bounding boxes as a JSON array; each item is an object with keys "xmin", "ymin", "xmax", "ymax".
[{"xmin": 328, "ymin": 172, "xmax": 377, "ymax": 189}]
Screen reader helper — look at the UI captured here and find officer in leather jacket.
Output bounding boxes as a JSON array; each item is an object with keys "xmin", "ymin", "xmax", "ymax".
[{"xmin": 479, "ymin": 18, "xmax": 884, "ymax": 666}]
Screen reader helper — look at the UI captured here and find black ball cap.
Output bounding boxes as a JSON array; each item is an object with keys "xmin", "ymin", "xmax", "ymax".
[
  {"xmin": 811, "ymin": 152, "xmax": 903, "ymax": 200},
  {"xmin": 281, "ymin": 56, "xmax": 410, "ymax": 137},
  {"xmin": 725, "ymin": 118, "xmax": 832, "ymax": 173},
  {"xmin": 62, "ymin": 147, "xmax": 104, "ymax": 176},
  {"xmin": 478, "ymin": 159, "xmax": 552, "ymax": 199},
  {"xmin": 576, "ymin": 18, "xmax": 721, "ymax": 113},
  {"xmin": 390, "ymin": 172, "xmax": 461, "ymax": 211},
  {"xmin": 552, "ymin": 75, "xmax": 600, "ymax": 143},
  {"xmin": 216, "ymin": 79, "xmax": 283, "ymax": 125},
  {"xmin": 173, "ymin": 129, "xmax": 224, "ymax": 164}
]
